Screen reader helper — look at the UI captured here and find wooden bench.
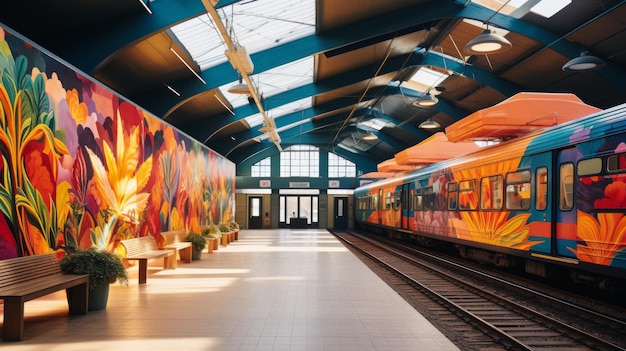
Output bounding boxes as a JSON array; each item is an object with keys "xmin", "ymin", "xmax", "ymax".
[
  {"xmin": 0, "ymin": 253, "xmax": 89, "ymax": 341},
  {"xmin": 119, "ymin": 236, "xmax": 175, "ymax": 284},
  {"xmin": 161, "ymin": 230, "xmax": 192, "ymax": 268}
]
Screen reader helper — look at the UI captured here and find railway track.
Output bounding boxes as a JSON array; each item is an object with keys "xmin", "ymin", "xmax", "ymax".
[{"xmin": 331, "ymin": 230, "xmax": 626, "ymax": 351}]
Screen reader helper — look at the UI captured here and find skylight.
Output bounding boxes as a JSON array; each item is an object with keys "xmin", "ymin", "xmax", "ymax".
[
  {"xmin": 529, "ymin": 0, "xmax": 571, "ymax": 18},
  {"xmin": 170, "ymin": 0, "xmax": 315, "ymax": 71},
  {"xmin": 359, "ymin": 118, "xmax": 395, "ymax": 132},
  {"xmin": 244, "ymin": 97, "xmax": 312, "ymax": 129},
  {"xmin": 471, "ymin": 0, "xmax": 571, "ymax": 18},
  {"xmin": 403, "ymin": 67, "xmax": 448, "ymax": 93},
  {"xmin": 221, "ymin": 57, "xmax": 314, "ymax": 110}
]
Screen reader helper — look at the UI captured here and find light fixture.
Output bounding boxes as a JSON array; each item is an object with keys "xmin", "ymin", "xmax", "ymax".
[
  {"xmin": 412, "ymin": 95, "xmax": 439, "ymax": 107},
  {"xmin": 227, "ymin": 73, "xmax": 251, "ymax": 94},
  {"xmin": 169, "ymin": 46, "xmax": 206, "ymax": 84},
  {"xmin": 362, "ymin": 133, "xmax": 378, "ymax": 141},
  {"xmin": 562, "ymin": 51, "xmax": 606, "ymax": 72},
  {"xmin": 227, "ymin": 82, "xmax": 251, "ymax": 94},
  {"xmin": 138, "ymin": 0, "xmax": 152, "ymax": 14},
  {"xmin": 464, "ymin": 26, "xmax": 512, "ymax": 55},
  {"xmin": 429, "ymin": 86, "xmax": 445, "ymax": 96},
  {"xmin": 419, "ymin": 119, "xmax": 441, "ymax": 130},
  {"xmin": 163, "ymin": 83, "xmax": 180, "ymax": 97}
]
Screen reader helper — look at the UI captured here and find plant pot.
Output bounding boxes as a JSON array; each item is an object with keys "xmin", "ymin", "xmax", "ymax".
[
  {"xmin": 88, "ymin": 284, "xmax": 110, "ymax": 311},
  {"xmin": 192, "ymin": 245, "xmax": 203, "ymax": 260}
]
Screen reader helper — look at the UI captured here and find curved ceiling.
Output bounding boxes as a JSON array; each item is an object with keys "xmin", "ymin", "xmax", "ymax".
[{"xmin": 2, "ymin": 0, "xmax": 625, "ymax": 171}]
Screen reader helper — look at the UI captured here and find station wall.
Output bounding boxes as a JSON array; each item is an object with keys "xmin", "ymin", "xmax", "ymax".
[{"xmin": 0, "ymin": 27, "xmax": 235, "ymax": 259}]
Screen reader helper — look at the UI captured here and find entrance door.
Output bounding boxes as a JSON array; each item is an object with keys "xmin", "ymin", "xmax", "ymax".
[
  {"xmin": 334, "ymin": 197, "xmax": 348, "ymax": 229},
  {"xmin": 248, "ymin": 196, "xmax": 263, "ymax": 229},
  {"xmin": 554, "ymin": 147, "xmax": 577, "ymax": 258}
]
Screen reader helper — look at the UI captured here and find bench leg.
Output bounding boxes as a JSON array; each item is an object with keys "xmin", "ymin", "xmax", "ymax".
[
  {"xmin": 164, "ymin": 251, "xmax": 177, "ymax": 269},
  {"xmin": 180, "ymin": 247, "xmax": 192, "ymax": 263},
  {"xmin": 3, "ymin": 297, "xmax": 25, "ymax": 341},
  {"xmin": 66, "ymin": 283, "xmax": 89, "ymax": 315},
  {"xmin": 138, "ymin": 259, "xmax": 148, "ymax": 284}
]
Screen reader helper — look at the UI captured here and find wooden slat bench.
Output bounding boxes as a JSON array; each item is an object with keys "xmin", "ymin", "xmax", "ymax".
[
  {"xmin": 0, "ymin": 253, "xmax": 89, "ymax": 341},
  {"xmin": 119, "ymin": 236, "xmax": 175, "ymax": 284},
  {"xmin": 161, "ymin": 229, "xmax": 192, "ymax": 267}
]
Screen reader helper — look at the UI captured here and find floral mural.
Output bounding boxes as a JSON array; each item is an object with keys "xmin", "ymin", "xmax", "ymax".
[{"xmin": 0, "ymin": 28, "xmax": 235, "ymax": 259}]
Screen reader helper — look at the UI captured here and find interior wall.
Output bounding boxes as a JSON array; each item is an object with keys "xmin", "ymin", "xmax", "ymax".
[{"xmin": 0, "ymin": 27, "xmax": 235, "ymax": 259}]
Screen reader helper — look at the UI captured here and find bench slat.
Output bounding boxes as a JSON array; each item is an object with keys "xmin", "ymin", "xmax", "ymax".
[
  {"xmin": 0, "ymin": 253, "xmax": 89, "ymax": 341},
  {"xmin": 161, "ymin": 230, "xmax": 193, "ymax": 265},
  {"xmin": 120, "ymin": 236, "xmax": 175, "ymax": 284}
]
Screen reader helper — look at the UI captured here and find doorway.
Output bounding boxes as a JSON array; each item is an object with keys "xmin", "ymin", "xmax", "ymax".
[
  {"xmin": 333, "ymin": 197, "xmax": 348, "ymax": 229},
  {"xmin": 280, "ymin": 195, "xmax": 318, "ymax": 228},
  {"xmin": 248, "ymin": 196, "xmax": 263, "ymax": 229}
]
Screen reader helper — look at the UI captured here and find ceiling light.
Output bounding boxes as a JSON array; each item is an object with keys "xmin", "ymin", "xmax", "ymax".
[
  {"xmin": 464, "ymin": 28, "xmax": 512, "ymax": 55},
  {"xmin": 362, "ymin": 133, "xmax": 378, "ymax": 141},
  {"xmin": 428, "ymin": 86, "xmax": 445, "ymax": 96},
  {"xmin": 227, "ymin": 82, "xmax": 251, "ymax": 94},
  {"xmin": 138, "ymin": 0, "xmax": 152, "ymax": 14},
  {"xmin": 562, "ymin": 51, "xmax": 606, "ymax": 72},
  {"xmin": 412, "ymin": 95, "xmax": 439, "ymax": 107},
  {"xmin": 419, "ymin": 119, "xmax": 441, "ymax": 130}
]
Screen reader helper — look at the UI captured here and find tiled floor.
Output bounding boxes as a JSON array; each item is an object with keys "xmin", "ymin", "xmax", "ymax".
[{"xmin": 1, "ymin": 229, "xmax": 459, "ymax": 350}]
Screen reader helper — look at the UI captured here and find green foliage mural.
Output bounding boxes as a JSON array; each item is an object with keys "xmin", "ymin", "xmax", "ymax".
[{"xmin": 0, "ymin": 28, "xmax": 235, "ymax": 259}]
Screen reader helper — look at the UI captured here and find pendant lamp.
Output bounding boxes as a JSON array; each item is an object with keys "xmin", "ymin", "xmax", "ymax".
[
  {"xmin": 562, "ymin": 51, "xmax": 606, "ymax": 72},
  {"xmin": 464, "ymin": 27, "xmax": 512, "ymax": 55}
]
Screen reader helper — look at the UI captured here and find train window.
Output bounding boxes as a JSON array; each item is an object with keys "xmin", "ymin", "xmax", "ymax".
[
  {"xmin": 607, "ymin": 153, "xmax": 626, "ymax": 172},
  {"xmin": 414, "ymin": 194, "xmax": 423, "ymax": 210},
  {"xmin": 506, "ymin": 170, "xmax": 531, "ymax": 183},
  {"xmin": 559, "ymin": 163, "xmax": 574, "ymax": 210},
  {"xmin": 535, "ymin": 167, "xmax": 548, "ymax": 210},
  {"xmin": 393, "ymin": 191, "xmax": 401, "ymax": 210},
  {"xmin": 371, "ymin": 194, "xmax": 379, "ymax": 210},
  {"xmin": 481, "ymin": 175, "xmax": 503, "ymax": 210},
  {"xmin": 459, "ymin": 179, "xmax": 478, "ymax": 210},
  {"xmin": 448, "ymin": 182, "xmax": 458, "ymax": 210},
  {"xmin": 578, "ymin": 158, "xmax": 601, "ymax": 176},
  {"xmin": 423, "ymin": 186, "xmax": 435, "ymax": 210},
  {"xmin": 385, "ymin": 192, "xmax": 392, "ymax": 209},
  {"xmin": 505, "ymin": 170, "xmax": 530, "ymax": 210}
]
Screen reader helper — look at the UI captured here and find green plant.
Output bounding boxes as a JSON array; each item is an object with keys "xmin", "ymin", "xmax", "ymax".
[
  {"xmin": 60, "ymin": 248, "xmax": 128, "ymax": 290},
  {"xmin": 228, "ymin": 221, "xmax": 239, "ymax": 231},
  {"xmin": 218, "ymin": 223, "xmax": 230, "ymax": 233},
  {"xmin": 185, "ymin": 232, "xmax": 207, "ymax": 250},
  {"xmin": 202, "ymin": 223, "xmax": 221, "ymax": 239}
]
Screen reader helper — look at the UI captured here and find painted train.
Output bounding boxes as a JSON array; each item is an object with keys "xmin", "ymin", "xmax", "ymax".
[{"xmin": 354, "ymin": 93, "xmax": 626, "ymax": 291}]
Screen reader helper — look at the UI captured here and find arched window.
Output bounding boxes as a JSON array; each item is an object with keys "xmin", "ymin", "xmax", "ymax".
[
  {"xmin": 251, "ymin": 157, "xmax": 271, "ymax": 177},
  {"xmin": 280, "ymin": 145, "xmax": 319, "ymax": 177},
  {"xmin": 328, "ymin": 152, "xmax": 356, "ymax": 177}
]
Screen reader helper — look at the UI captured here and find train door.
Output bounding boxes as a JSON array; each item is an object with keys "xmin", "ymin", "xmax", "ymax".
[
  {"xmin": 400, "ymin": 183, "xmax": 413, "ymax": 230},
  {"xmin": 377, "ymin": 188, "xmax": 383, "ymax": 225},
  {"xmin": 553, "ymin": 147, "xmax": 578, "ymax": 258}
]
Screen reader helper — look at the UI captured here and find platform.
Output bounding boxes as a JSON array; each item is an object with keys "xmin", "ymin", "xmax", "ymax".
[{"xmin": 1, "ymin": 229, "xmax": 459, "ymax": 350}]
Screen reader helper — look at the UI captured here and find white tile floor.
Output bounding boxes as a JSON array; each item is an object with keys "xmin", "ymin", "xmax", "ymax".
[{"xmin": 1, "ymin": 229, "xmax": 459, "ymax": 350}]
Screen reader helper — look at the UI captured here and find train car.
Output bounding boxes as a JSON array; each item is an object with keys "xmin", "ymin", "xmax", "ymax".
[{"xmin": 355, "ymin": 94, "xmax": 626, "ymax": 291}]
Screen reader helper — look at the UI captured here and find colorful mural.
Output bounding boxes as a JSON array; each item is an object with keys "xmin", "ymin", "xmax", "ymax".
[{"xmin": 0, "ymin": 28, "xmax": 235, "ymax": 259}]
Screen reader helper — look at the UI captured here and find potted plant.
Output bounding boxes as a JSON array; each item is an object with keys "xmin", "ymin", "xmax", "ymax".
[
  {"xmin": 185, "ymin": 232, "xmax": 207, "ymax": 260},
  {"xmin": 228, "ymin": 221, "xmax": 240, "ymax": 240},
  {"xmin": 202, "ymin": 224, "xmax": 221, "ymax": 251},
  {"xmin": 60, "ymin": 248, "xmax": 128, "ymax": 311},
  {"xmin": 218, "ymin": 222, "xmax": 232, "ymax": 245}
]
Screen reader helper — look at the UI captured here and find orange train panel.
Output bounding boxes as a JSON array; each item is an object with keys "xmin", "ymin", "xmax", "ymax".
[
  {"xmin": 394, "ymin": 132, "xmax": 481, "ymax": 166},
  {"xmin": 445, "ymin": 92, "xmax": 601, "ymax": 142},
  {"xmin": 377, "ymin": 158, "xmax": 417, "ymax": 172},
  {"xmin": 359, "ymin": 171, "xmax": 398, "ymax": 179}
]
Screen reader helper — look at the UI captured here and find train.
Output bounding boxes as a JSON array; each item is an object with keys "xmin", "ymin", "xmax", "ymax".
[{"xmin": 354, "ymin": 93, "xmax": 626, "ymax": 292}]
